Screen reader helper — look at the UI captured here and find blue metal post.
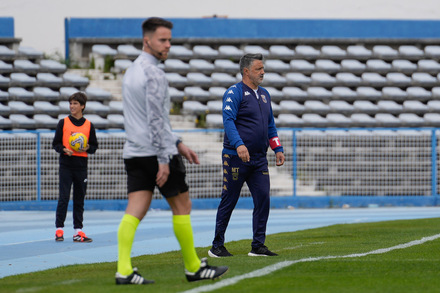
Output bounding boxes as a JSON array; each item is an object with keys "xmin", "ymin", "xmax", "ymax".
[
  {"xmin": 431, "ymin": 129, "xmax": 437, "ymax": 197},
  {"xmin": 292, "ymin": 129, "xmax": 297, "ymax": 197},
  {"xmin": 37, "ymin": 132, "xmax": 41, "ymax": 201}
]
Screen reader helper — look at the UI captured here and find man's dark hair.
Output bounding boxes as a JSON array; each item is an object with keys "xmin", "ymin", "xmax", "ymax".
[
  {"xmin": 239, "ymin": 53, "xmax": 263, "ymax": 75},
  {"xmin": 142, "ymin": 17, "xmax": 173, "ymax": 35},
  {"xmin": 69, "ymin": 92, "xmax": 87, "ymax": 112}
]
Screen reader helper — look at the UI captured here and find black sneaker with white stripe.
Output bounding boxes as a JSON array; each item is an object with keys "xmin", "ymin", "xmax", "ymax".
[
  {"xmin": 208, "ymin": 245, "xmax": 233, "ymax": 258},
  {"xmin": 248, "ymin": 245, "xmax": 278, "ymax": 256},
  {"xmin": 115, "ymin": 268, "xmax": 154, "ymax": 285},
  {"xmin": 185, "ymin": 258, "xmax": 228, "ymax": 282}
]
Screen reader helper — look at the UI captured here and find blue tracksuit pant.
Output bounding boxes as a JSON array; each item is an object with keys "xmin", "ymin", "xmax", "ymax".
[{"xmin": 213, "ymin": 153, "xmax": 270, "ymax": 249}]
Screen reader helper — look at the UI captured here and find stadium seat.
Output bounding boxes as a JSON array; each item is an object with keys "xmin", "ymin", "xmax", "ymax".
[
  {"xmin": 182, "ymin": 100, "xmax": 208, "ymax": 115},
  {"xmin": 209, "ymin": 87, "xmax": 226, "ymax": 99},
  {"xmin": 269, "ymin": 45, "xmax": 295, "ymax": 58},
  {"xmin": 206, "ymin": 100, "xmax": 222, "ymax": 113},
  {"xmin": 189, "ymin": 59, "xmax": 215, "ymax": 73},
  {"xmin": 0, "ymin": 102, "xmax": 11, "ymax": 115},
  {"xmin": 85, "ymin": 101, "xmax": 110, "ymax": 115},
  {"xmin": 39, "ymin": 59, "xmax": 67, "ymax": 73},
  {"xmin": 353, "ymin": 100, "xmax": 379, "ymax": 113},
  {"xmin": 57, "ymin": 101, "xmax": 70, "ymax": 114},
  {"xmin": 85, "ymin": 87, "xmax": 112, "ymax": 101},
  {"xmin": 406, "ymin": 87, "xmax": 432, "ymax": 100},
  {"xmin": 264, "ymin": 60, "xmax": 290, "ymax": 72},
  {"xmin": 34, "ymin": 101, "xmax": 61, "ymax": 114},
  {"xmin": 8, "ymin": 101, "xmax": 34, "ymax": 114},
  {"xmin": 290, "ymin": 60, "xmax": 315, "ymax": 73},
  {"xmin": 0, "ymin": 74, "xmax": 10, "ymax": 87},
  {"xmin": 117, "ymin": 44, "xmax": 141, "ymax": 58},
  {"xmin": 33, "ymin": 87, "xmax": 60, "ymax": 101},
  {"xmin": 113, "ymin": 59, "xmax": 132, "ymax": 72},
  {"xmin": 262, "ymin": 87, "xmax": 281, "ymax": 102},
  {"xmin": 9, "ymin": 114, "xmax": 36, "ymax": 129},
  {"xmin": 243, "ymin": 45, "xmax": 269, "ymax": 56},
  {"xmin": 10, "ymin": 73, "xmax": 37, "ymax": 87},
  {"xmin": 282, "ymin": 87, "xmax": 308, "ymax": 100},
  {"xmin": 106, "ymin": 114, "xmax": 124, "ymax": 128},
  {"xmin": 340, "ymin": 59, "xmax": 366, "ymax": 73},
  {"xmin": 386, "ymin": 72, "xmax": 412, "ymax": 86},
  {"xmin": 184, "ymin": 87, "xmax": 210, "ymax": 101},
  {"xmin": 392, "ymin": 60, "xmax": 417, "ymax": 73},
  {"xmin": 205, "ymin": 113, "xmax": 223, "ymax": 127},
  {"xmin": 328, "ymin": 100, "xmax": 355, "ymax": 113},
  {"xmin": 302, "ymin": 113, "xmax": 328, "ymax": 125},
  {"xmin": 398, "ymin": 45, "xmax": 424, "ymax": 58},
  {"xmin": 285, "ymin": 72, "xmax": 311, "ymax": 86},
  {"xmin": 63, "ymin": 73, "xmax": 89, "ymax": 87},
  {"xmin": 164, "ymin": 59, "xmax": 190, "ymax": 73},
  {"xmin": 417, "ymin": 59, "xmax": 440, "ymax": 73},
  {"xmin": 166, "ymin": 73, "xmax": 188, "ymax": 87},
  {"xmin": 18, "ymin": 46, "xmax": 44, "ymax": 59},
  {"xmin": 403, "ymin": 100, "xmax": 428, "ymax": 112},
  {"xmin": 304, "ymin": 100, "xmax": 331, "ymax": 113},
  {"xmin": 211, "ymin": 73, "xmax": 236, "ymax": 87},
  {"xmin": 346, "ymin": 45, "xmax": 372, "ymax": 58},
  {"xmin": 294, "ymin": 45, "xmax": 320, "ymax": 58},
  {"xmin": 8, "ymin": 87, "xmax": 34, "ymax": 101},
  {"xmin": 398, "ymin": 113, "xmax": 424, "ymax": 125},
  {"xmin": 13, "ymin": 59, "xmax": 40, "ymax": 74},
  {"xmin": 168, "ymin": 45, "xmax": 193, "ymax": 59},
  {"xmin": 261, "ymin": 72, "xmax": 286, "ymax": 87},
  {"xmin": 366, "ymin": 59, "xmax": 392, "ymax": 73},
  {"xmin": 356, "ymin": 87, "xmax": 382, "ymax": 100},
  {"xmin": 33, "ymin": 114, "xmax": 59, "ymax": 128},
  {"xmin": 315, "ymin": 59, "xmax": 341, "ymax": 73},
  {"xmin": 214, "ymin": 59, "xmax": 239, "ymax": 73},
  {"xmin": 361, "ymin": 72, "xmax": 387, "ymax": 86},
  {"xmin": 279, "ymin": 100, "xmax": 305, "ymax": 113},
  {"xmin": 382, "ymin": 87, "xmax": 408, "ymax": 100},
  {"xmin": 84, "ymin": 114, "xmax": 109, "ymax": 129},
  {"xmin": 0, "ymin": 45, "xmax": 16, "ymax": 59},
  {"xmin": 331, "ymin": 87, "xmax": 358, "ymax": 100},
  {"xmin": 271, "ymin": 101, "xmax": 281, "ymax": 115},
  {"xmin": 218, "ymin": 45, "xmax": 243, "ymax": 59},
  {"xmin": 424, "ymin": 45, "xmax": 440, "ymax": 58},
  {"xmin": 0, "ymin": 89, "xmax": 9, "ymax": 102},
  {"xmin": 307, "ymin": 87, "xmax": 332, "ymax": 100},
  {"xmin": 59, "ymin": 87, "xmax": 80, "ymax": 99},
  {"xmin": 187, "ymin": 72, "xmax": 212, "ymax": 86},
  {"xmin": 192, "ymin": 45, "xmax": 219, "ymax": 58},
  {"xmin": 432, "ymin": 87, "xmax": 440, "ymax": 99},
  {"xmin": 0, "ymin": 60, "xmax": 13, "ymax": 74},
  {"xmin": 277, "ymin": 114, "xmax": 303, "ymax": 126},
  {"xmin": 423, "ymin": 113, "xmax": 440, "ymax": 124},
  {"xmin": 350, "ymin": 113, "xmax": 377, "ymax": 125},
  {"xmin": 377, "ymin": 100, "xmax": 403, "ymax": 113},
  {"xmin": 320, "ymin": 45, "xmax": 346, "ymax": 58},
  {"xmin": 169, "ymin": 87, "xmax": 185, "ymax": 102},
  {"xmin": 372, "ymin": 45, "xmax": 398, "ymax": 58},
  {"xmin": 311, "ymin": 72, "xmax": 336, "ymax": 86},
  {"xmin": 335, "ymin": 72, "xmax": 362, "ymax": 86},
  {"xmin": 108, "ymin": 101, "xmax": 123, "ymax": 114},
  {"xmin": 374, "ymin": 113, "xmax": 400, "ymax": 125},
  {"xmin": 91, "ymin": 44, "xmax": 117, "ymax": 56},
  {"xmin": 411, "ymin": 72, "xmax": 438, "ymax": 86},
  {"xmin": 36, "ymin": 73, "xmax": 63, "ymax": 87},
  {"xmin": 427, "ymin": 100, "xmax": 440, "ymax": 111},
  {"xmin": 326, "ymin": 113, "xmax": 352, "ymax": 125}
]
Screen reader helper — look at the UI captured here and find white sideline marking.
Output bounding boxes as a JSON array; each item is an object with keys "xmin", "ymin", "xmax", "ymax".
[{"xmin": 182, "ymin": 234, "xmax": 440, "ymax": 293}]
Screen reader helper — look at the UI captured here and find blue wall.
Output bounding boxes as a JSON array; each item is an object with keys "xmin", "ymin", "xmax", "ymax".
[{"xmin": 0, "ymin": 17, "xmax": 14, "ymax": 38}]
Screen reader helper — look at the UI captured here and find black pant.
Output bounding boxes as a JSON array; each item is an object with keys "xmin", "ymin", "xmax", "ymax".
[{"xmin": 55, "ymin": 167, "xmax": 88, "ymax": 229}]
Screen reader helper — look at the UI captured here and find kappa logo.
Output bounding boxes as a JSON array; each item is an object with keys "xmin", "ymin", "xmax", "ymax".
[
  {"xmin": 225, "ymin": 97, "xmax": 232, "ymax": 102},
  {"xmin": 224, "ymin": 105, "xmax": 232, "ymax": 111},
  {"xmin": 244, "ymin": 91, "xmax": 251, "ymax": 96},
  {"xmin": 228, "ymin": 90, "xmax": 234, "ymax": 94}
]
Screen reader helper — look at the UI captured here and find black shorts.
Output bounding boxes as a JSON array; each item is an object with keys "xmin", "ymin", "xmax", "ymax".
[{"xmin": 124, "ymin": 155, "xmax": 189, "ymax": 198}]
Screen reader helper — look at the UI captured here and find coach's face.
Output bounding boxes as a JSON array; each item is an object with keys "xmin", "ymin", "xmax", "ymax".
[
  {"xmin": 246, "ymin": 60, "xmax": 265, "ymax": 88},
  {"xmin": 143, "ymin": 26, "xmax": 172, "ymax": 61}
]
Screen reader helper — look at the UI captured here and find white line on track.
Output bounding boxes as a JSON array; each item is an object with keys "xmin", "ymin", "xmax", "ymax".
[{"xmin": 181, "ymin": 233, "xmax": 440, "ymax": 293}]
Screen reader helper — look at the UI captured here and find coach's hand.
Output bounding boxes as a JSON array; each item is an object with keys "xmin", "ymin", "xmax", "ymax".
[
  {"xmin": 237, "ymin": 145, "xmax": 250, "ymax": 162},
  {"xmin": 177, "ymin": 142, "xmax": 200, "ymax": 164},
  {"xmin": 156, "ymin": 163, "xmax": 170, "ymax": 188},
  {"xmin": 275, "ymin": 151, "xmax": 285, "ymax": 166}
]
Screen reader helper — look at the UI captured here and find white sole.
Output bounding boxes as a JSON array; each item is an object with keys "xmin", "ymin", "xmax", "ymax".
[{"xmin": 208, "ymin": 250, "xmax": 220, "ymax": 258}]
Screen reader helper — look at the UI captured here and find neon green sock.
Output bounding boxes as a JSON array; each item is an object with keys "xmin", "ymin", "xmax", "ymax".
[
  {"xmin": 173, "ymin": 215, "xmax": 201, "ymax": 273},
  {"xmin": 117, "ymin": 214, "xmax": 140, "ymax": 276}
]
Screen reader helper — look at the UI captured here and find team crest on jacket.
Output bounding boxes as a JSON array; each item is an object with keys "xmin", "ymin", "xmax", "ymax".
[{"xmin": 261, "ymin": 95, "xmax": 267, "ymax": 103}]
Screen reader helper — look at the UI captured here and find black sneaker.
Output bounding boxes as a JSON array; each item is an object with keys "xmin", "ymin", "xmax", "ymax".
[
  {"xmin": 115, "ymin": 268, "xmax": 154, "ymax": 285},
  {"xmin": 208, "ymin": 245, "xmax": 233, "ymax": 258},
  {"xmin": 185, "ymin": 258, "xmax": 228, "ymax": 282},
  {"xmin": 248, "ymin": 245, "xmax": 278, "ymax": 256}
]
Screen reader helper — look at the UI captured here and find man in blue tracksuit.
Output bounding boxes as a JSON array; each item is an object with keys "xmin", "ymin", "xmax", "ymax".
[{"xmin": 209, "ymin": 53, "xmax": 285, "ymax": 257}]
